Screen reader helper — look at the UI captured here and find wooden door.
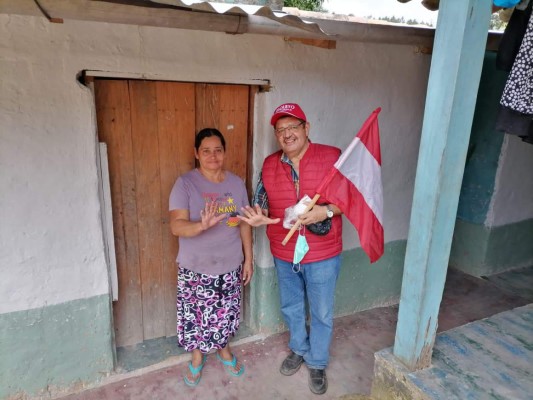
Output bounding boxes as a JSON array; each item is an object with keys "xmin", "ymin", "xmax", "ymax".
[{"xmin": 94, "ymin": 79, "xmax": 252, "ymax": 347}]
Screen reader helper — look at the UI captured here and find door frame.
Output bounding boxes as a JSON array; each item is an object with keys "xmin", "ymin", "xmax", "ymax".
[{"xmin": 85, "ymin": 72, "xmax": 262, "ymax": 353}]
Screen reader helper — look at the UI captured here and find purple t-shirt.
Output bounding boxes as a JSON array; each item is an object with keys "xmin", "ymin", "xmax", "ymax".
[{"xmin": 169, "ymin": 169, "xmax": 249, "ymax": 275}]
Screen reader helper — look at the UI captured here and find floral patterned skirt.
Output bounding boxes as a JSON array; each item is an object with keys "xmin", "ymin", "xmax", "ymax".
[{"xmin": 177, "ymin": 265, "xmax": 241, "ymax": 353}]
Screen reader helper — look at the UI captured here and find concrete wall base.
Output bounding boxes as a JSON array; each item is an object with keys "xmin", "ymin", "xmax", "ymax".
[{"xmin": 371, "ymin": 348, "xmax": 427, "ymax": 400}]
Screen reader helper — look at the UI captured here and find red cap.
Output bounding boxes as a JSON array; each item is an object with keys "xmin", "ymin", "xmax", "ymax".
[{"xmin": 270, "ymin": 103, "xmax": 307, "ymax": 126}]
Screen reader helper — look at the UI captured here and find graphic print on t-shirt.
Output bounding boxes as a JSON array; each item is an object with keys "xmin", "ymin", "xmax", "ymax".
[{"xmin": 202, "ymin": 191, "xmax": 241, "ymax": 227}]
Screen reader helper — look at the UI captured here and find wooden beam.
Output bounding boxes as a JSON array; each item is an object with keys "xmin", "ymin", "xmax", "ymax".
[
  {"xmin": 284, "ymin": 37, "xmax": 337, "ymax": 49},
  {"xmin": 393, "ymin": 0, "xmax": 492, "ymax": 371},
  {"xmin": 33, "ymin": 0, "xmax": 63, "ymax": 23}
]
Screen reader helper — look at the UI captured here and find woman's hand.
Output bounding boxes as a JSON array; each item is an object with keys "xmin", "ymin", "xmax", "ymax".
[
  {"xmin": 200, "ymin": 201, "xmax": 226, "ymax": 231},
  {"xmin": 242, "ymin": 260, "xmax": 253, "ymax": 286},
  {"xmin": 238, "ymin": 204, "xmax": 280, "ymax": 227}
]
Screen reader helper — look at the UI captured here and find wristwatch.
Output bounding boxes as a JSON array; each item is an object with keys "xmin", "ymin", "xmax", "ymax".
[{"xmin": 325, "ymin": 205, "xmax": 334, "ymax": 219}]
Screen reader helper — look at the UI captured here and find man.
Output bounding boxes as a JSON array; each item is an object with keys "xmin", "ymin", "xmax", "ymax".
[{"xmin": 239, "ymin": 103, "xmax": 343, "ymax": 395}]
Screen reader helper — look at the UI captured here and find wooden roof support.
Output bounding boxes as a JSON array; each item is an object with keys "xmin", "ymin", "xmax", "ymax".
[
  {"xmin": 284, "ymin": 37, "xmax": 336, "ymax": 49},
  {"xmin": 33, "ymin": 0, "xmax": 63, "ymax": 23},
  {"xmin": 393, "ymin": 0, "xmax": 492, "ymax": 371}
]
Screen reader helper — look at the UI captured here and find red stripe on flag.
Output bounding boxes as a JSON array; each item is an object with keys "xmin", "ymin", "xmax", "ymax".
[
  {"xmin": 316, "ymin": 107, "xmax": 384, "ymax": 263},
  {"xmin": 321, "ymin": 168, "xmax": 384, "ymax": 263}
]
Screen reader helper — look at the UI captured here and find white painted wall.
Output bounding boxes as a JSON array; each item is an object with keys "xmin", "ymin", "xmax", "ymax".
[
  {"xmin": 487, "ymin": 135, "xmax": 533, "ymax": 227},
  {"xmin": 0, "ymin": 14, "xmax": 430, "ymax": 313}
]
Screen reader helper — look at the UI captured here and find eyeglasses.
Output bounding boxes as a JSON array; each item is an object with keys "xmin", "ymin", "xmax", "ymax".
[{"xmin": 274, "ymin": 121, "xmax": 304, "ymax": 137}]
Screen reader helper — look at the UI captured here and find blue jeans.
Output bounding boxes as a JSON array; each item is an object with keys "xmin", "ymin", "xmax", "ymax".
[{"xmin": 274, "ymin": 255, "xmax": 341, "ymax": 369}]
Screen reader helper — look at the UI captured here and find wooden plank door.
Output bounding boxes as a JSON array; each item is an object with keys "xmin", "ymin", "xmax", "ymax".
[
  {"xmin": 95, "ymin": 80, "xmax": 144, "ymax": 346},
  {"xmin": 156, "ymin": 82, "xmax": 197, "ymax": 338},
  {"xmin": 94, "ymin": 79, "xmax": 251, "ymax": 347},
  {"xmin": 196, "ymin": 84, "xmax": 250, "ymax": 180}
]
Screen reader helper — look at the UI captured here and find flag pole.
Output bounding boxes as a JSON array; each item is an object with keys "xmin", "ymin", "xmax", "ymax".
[{"xmin": 281, "ymin": 194, "xmax": 321, "ymax": 245}]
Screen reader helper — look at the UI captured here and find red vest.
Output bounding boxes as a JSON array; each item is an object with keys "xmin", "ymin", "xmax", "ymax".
[{"xmin": 262, "ymin": 142, "xmax": 343, "ymax": 263}]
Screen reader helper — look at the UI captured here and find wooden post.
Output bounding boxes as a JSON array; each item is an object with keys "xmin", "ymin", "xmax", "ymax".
[{"xmin": 393, "ymin": 0, "xmax": 492, "ymax": 370}]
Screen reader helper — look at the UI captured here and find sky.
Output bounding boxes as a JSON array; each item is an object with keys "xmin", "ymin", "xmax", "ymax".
[{"xmin": 323, "ymin": 0, "xmax": 439, "ymax": 26}]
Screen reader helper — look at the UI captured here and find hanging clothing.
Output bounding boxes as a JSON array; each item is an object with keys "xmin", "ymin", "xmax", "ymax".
[
  {"xmin": 496, "ymin": 6, "xmax": 533, "ymax": 144},
  {"xmin": 496, "ymin": 107, "xmax": 533, "ymax": 143},
  {"xmin": 500, "ymin": 13, "xmax": 533, "ymax": 114},
  {"xmin": 494, "ymin": 0, "xmax": 521, "ymax": 8},
  {"xmin": 496, "ymin": 0, "xmax": 532, "ymax": 71}
]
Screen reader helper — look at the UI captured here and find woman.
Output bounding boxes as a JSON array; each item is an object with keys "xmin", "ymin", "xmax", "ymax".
[{"xmin": 169, "ymin": 128, "xmax": 253, "ymax": 387}]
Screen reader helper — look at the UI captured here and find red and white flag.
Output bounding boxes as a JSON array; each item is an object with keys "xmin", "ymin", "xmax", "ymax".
[{"xmin": 316, "ymin": 107, "xmax": 384, "ymax": 263}]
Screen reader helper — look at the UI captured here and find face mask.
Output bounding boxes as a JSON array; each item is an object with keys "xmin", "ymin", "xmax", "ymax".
[{"xmin": 292, "ymin": 232, "xmax": 309, "ymax": 272}]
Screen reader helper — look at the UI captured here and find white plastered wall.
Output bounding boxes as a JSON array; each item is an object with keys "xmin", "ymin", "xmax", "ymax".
[
  {"xmin": 0, "ymin": 14, "xmax": 430, "ymax": 314},
  {"xmin": 487, "ymin": 135, "xmax": 533, "ymax": 227}
]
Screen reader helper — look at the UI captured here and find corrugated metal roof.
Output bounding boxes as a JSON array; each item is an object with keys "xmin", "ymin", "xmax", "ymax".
[
  {"xmin": 148, "ymin": 0, "xmax": 331, "ymax": 35},
  {"xmin": 10, "ymin": 0, "xmax": 492, "ymax": 47}
]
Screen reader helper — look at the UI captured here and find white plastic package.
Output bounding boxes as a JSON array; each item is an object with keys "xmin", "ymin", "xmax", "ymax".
[{"xmin": 283, "ymin": 194, "xmax": 312, "ymax": 229}]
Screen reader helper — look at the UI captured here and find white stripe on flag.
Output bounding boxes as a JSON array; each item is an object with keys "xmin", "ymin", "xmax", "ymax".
[{"xmin": 336, "ymin": 137, "xmax": 383, "ymax": 224}]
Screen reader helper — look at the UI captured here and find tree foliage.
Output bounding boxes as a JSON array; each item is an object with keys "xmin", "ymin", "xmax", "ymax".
[
  {"xmin": 489, "ymin": 13, "xmax": 507, "ymax": 31},
  {"xmin": 284, "ymin": 0, "xmax": 323, "ymax": 12},
  {"xmin": 367, "ymin": 15, "xmax": 433, "ymax": 27},
  {"xmin": 368, "ymin": 13, "xmax": 505, "ymax": 31}
]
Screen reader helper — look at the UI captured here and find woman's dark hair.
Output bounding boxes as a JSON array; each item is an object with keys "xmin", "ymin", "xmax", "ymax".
[{"xmin": 195, "ymin": 128, "xmax": 226, "ymax": 151}]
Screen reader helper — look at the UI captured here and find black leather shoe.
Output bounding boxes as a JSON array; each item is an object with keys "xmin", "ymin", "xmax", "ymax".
[
  {"xmin": 308, "ymin": 368, "xmax": 328, "ymax": 395},
  {"xmin": 280, "ymin": 351, "xmax": 304, "ymax": 376}
]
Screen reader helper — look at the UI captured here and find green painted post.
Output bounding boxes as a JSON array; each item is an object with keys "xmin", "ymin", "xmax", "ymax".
[{"xmin": 393, "ymin": 0, "xmax": 492, "ymax": 370}]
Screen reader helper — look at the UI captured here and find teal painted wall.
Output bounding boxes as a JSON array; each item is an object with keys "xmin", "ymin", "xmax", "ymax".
[
  {"xmin": 249, "ymin": 240, "xmax": 406, "ymax": 334},
  {"xmin": 450, "ymin": 218, "xmax": 533, "ymax": 277},
  {"xmin": 450, "ymin": 219, "xmax": 490, "ymax": 275},
  {"xmin": 0, "ymin": 294, "xmax": 114, "ymax": 399},
  {"xmin": 485, "ymin": 219, "xmax": 533, "ymax": 274},
  {"xmin": 451, "ymin": 52, "xmax": 533, "ymax": 277},
  {"xmin": 247, "ymin": 263, "xmax": 284, "ymax": 333},
  {"xmin": 457, "ymin": 51, "xmax": 508, "ymax": 224},
  {"xmin": 336, "ymin": 241, "xmax": 406, "ymax": 316}
]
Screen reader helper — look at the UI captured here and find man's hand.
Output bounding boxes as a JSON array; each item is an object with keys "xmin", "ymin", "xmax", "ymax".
[
  {"xmin": 238, "ymin": 204, "xmax": 280, "ymax": 227},
  {"xmin": 299, "ymin": 205, "xmax": 329, "ymax": 225}
]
